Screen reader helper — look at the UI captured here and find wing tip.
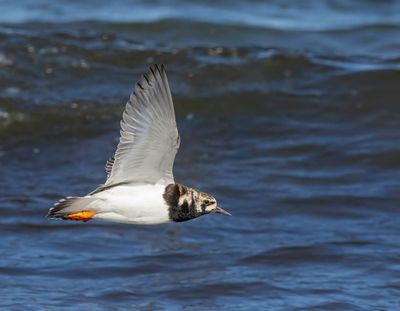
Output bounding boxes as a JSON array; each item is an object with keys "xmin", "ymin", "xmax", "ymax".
[
  {"xmin": 150, "ymin": 63, "xmax": 166, "ymax": 76},
  {"xmin": 136, "ymin": 64, "xmax": 166, "ymax": 91}
]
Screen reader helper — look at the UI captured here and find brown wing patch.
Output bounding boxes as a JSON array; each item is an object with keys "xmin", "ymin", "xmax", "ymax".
[
  {"xmin": 163, "ymin": 184, "xmax": 180, "ymax": 208},
  {"xmin": 177, "ymin": 184, "xmax": 186, "ymax": 195}
]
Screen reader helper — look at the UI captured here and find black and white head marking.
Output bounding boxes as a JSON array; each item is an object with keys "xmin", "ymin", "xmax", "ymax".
[{"xmin": 163, "ymin": 183, "xmax": 221, "ymax": 222}]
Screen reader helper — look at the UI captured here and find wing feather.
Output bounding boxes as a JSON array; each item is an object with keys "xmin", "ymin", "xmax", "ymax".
[{"xmin": 105, "ymin": 64, "xmax": 180, "ymax": 186}]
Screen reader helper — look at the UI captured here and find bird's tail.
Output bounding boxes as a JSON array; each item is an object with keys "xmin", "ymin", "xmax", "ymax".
[{"xmin": 47, "ymin": 196, "xmax": 97, "ymax": 222}]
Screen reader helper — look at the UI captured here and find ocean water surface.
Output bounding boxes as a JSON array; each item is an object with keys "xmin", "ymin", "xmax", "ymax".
[{"xmin": 1, "ymin": 0, "xmax": 400, "ymax": 310}]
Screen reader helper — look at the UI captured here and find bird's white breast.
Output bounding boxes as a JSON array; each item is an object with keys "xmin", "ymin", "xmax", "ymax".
[{"xmin": 90, "ymin": 183, "xmax": 171, "ymax": 224}]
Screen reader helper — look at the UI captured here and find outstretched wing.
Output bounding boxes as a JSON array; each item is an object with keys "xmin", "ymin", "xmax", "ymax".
[{"xmin": 105, "ymin": 64, "xmax": 180, "ymax": 186}]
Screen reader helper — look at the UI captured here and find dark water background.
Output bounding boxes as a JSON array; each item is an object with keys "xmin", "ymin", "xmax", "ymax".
[{"xmin": 1, "ymin": 0, "xmax": 400, "ymax": 310}]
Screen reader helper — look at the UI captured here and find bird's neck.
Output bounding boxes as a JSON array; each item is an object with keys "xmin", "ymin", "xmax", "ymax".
[{"xmin": 163, "ymin": 183, "xmax": 200, "ymax": 222}]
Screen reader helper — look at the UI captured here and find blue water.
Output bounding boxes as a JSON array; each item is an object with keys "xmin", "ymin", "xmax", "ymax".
[{"xmin": 1, "ymin": 1, "xmax": 400, "ymax": 310}]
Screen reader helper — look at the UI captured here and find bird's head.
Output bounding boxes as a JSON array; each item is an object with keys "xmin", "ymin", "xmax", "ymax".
[
  {"xmin": 163, "ymin": 183, "xmax": 231, "ymax": 222},
  {"xmin": 196, "ymin": 191, "xmax": 231, "ymax": 216}
]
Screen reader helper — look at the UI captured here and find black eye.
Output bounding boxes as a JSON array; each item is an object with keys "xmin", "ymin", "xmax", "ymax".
[{"xmin": 204, "ymin": 200, "xmax": 210, "ymax": 205}]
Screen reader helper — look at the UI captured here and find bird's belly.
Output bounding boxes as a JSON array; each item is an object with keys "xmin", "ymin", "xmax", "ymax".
[
  {"xmin": 93, "ymin": 212, "xmax": 170, "ymax": 224},
  {"xmin": 92, "ymin": 184, "xmax": 170, "ymax": 224}
]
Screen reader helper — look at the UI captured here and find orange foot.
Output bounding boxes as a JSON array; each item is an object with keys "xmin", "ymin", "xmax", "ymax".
[{"xmin": 63, "ymin": 211, "xmax": 96, "ymax": 222}]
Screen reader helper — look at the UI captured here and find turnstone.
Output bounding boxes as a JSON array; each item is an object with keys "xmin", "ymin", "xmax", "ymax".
[{"xmin": 47, "ymin": 64, "xmax": 231, "ymax": 224}]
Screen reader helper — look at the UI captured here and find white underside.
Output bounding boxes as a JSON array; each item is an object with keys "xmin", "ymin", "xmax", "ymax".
[{"xmin": 84, "ymin": 183, "xmax": 171, "ymax": 225}]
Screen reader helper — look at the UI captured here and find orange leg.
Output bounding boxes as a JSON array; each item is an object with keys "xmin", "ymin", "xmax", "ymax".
[{"xmin": 63, "ymin": 211, "xmax": 96, "ymax": 222}]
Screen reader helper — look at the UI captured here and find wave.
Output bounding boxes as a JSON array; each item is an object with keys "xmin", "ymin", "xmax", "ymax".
[{"xmin": 1, "ymin": 0, "xmax": 400, "ymax": 32}]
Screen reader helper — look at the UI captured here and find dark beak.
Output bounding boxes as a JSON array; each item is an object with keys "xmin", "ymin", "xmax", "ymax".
[{"xmin": 214, "ymin": 206, "xmax": 232, "ymax": 216}]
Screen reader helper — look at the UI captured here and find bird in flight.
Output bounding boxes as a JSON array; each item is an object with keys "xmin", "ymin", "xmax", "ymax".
[{"xmin": 47, "ymin": 65, "xmax": 231, "ymax": 224}]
